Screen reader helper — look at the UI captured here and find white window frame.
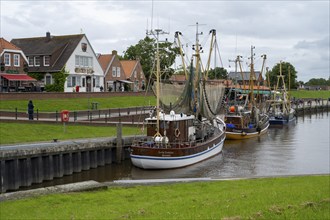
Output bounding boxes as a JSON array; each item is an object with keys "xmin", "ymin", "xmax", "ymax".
[
  {"xmin": 28, "ymin": 56, "xmax": 34, "ymax": 67},
  {"xmin": 45, "ymin": 74, "xmax": 52, "ymax": 85},
  {"xmin": 34, "ymin": 56, "xmax": 40, "ymax": 66},
  {"xmin": 116, "ymin": 67, "xmax": 120, "ymax": 77},
  {"xmin": 4, "ymin": 53, "xmax": 10, "ymax": 66},
  {"xmin": 44, "ymin": 56, "xmax": 50, "ymax": 66},
  {"xmin": 112, "ymin": 67, "xmax": 116, "ymax": 77},
  {"xmin": 14, "ymin": 54, "xmax": 20, "ymax": 67}
]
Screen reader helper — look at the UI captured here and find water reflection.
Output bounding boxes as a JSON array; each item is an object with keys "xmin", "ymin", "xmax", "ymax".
[{"xmin": 24, "ymin": 113, "xmax": 329, "ymax": 190}]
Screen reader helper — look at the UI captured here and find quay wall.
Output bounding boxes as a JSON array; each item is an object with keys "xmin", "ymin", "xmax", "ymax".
[{"xmin": 0, "ymin": 135, "xmax": 146, "ymax": 193}]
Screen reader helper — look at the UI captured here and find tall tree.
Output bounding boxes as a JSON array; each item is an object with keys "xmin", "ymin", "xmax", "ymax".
[
  {"xmin": 123, "ymin": 36, "xmax": 179, "ymax": 82},
  {"xmin": 305, "ymin": 78, "xmax": 330, "ymax": 86},
  {"xmin": 207, "ymin": 67, "xmax": 228, "ymax": 80},
  {"xmin": 269, "ymin": 62, "xmax": 298, "ymax": 89}
]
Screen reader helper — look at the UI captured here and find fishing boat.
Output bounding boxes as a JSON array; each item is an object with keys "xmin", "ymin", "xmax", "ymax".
[
  {"xmin": 130, "ymin": 25, "xmax": 226, "ymax": 169},
  {"xmin": 224, "ymin": 47, "xmax": 269, "ymax": 140},
  {"xmin": 267, "ymin": 62, "xmax": 295, "ymax": 124}
]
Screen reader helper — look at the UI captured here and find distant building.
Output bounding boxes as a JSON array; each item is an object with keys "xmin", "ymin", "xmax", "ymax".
[
  {"xmin": 98, "ymin": 50, "xmax": 146, "ymax": 92},
  {"xmin": 227, "ymin": 71, "xmax": 264, "ymax": 86},
  {"xmin": 0, "ymin": 38, "xmax": 36, "ymax": 92},
  {"xmin": 11, "ymin": 32, "xmax": 104, "ymax": 92}
]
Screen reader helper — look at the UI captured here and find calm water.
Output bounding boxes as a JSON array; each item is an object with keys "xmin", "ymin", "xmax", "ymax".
[{"xmin": 27, "ymin": 112, "xmax": 329, "ymax": 189}]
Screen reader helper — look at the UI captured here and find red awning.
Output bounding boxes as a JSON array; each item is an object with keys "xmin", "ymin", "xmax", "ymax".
[{"xmin": 0, "ymin": 74, "xmax": 37, "ymax": 81}]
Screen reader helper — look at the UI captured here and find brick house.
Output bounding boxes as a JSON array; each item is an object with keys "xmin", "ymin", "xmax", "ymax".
[
  {"xmin": 121, "ymin": 59, "xmax": 146, "ymax": 92},
  {"xmin": 0, "ymin": 38, "xmax": 36, "ymax": 92},
  {"xmin": 98, "ymin": 50, "xmax": 126, "ymax": 92},
  {"xmin": 11, "ymin": 32, "xmax": 104, "ymax": 92}
]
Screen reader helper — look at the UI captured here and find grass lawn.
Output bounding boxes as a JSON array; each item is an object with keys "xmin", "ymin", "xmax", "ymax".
[
  {"xmin": 0, "ymin": 122, "xmax": 145, "ymax": 145},
  {"xmin": 290, "ymin": 90, "xmax": 330, "ymax": 99},
  {"xmin": 0, "ymin": 175, "xmax": 329, "ymax": 219},
  {"xmin": 0, "ymin": 96, "xmax": 156, "ymax": 112}
]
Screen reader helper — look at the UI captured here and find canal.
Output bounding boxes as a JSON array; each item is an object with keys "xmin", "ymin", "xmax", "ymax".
[{"xmin": 22, "ymin": 112, "xmax": 329, "ymax": 190}]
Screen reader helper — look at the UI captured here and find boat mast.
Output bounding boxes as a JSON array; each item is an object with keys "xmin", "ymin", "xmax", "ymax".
[
  {"xmin": 192, "ymin": 22, "xmax": 204, "ymax": 117},
  {"xmin": 249, "ymin": 45, "xmax": 256, "ymax": 108},
  {"xmin": 147, "ymin": 28, "xmax": 168, "ymax": 137}
]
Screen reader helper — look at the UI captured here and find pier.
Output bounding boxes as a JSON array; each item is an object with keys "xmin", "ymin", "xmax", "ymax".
[{"xmin": 0, "ymin": 133, "xmax": 145, "ymax": 193}]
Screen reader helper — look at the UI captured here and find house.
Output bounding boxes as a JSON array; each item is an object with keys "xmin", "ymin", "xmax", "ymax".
[
  {"xmin": 98, "ymin": 50, "xmax": 126, "ymax": 92},
  {"xmin": 228, "ymin": 71, "xmax": 264, "ymax": 86},
  {"xmin": 120, "ymin": 59, "xmax": 146, "ymax": 92},
  {"xmin": 98, "ymin": 50, "xmax": 146, "ymax": 92},
  {"xmin": 0, "ymin": 38, "xmax": 36, "ymax": 92},
  {"xmin": 11, "ymin": 32, "xmax": 104, "ymax": 92}
]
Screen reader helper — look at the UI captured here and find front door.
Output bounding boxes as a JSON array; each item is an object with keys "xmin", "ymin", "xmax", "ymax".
[{"xmin": 86, "ymin": 76, "xmax": 91, "ymax": 92}]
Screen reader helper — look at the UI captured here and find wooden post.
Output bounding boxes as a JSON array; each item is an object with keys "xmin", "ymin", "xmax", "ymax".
[{"xmin": 116, "ymin": 123, "xmax": 122, "ymax": 164}]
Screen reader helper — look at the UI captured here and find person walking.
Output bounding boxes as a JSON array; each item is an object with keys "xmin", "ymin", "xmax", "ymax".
[{"xmin": 28, "ymin": 100, "xmax": 34, "ymax": 120}]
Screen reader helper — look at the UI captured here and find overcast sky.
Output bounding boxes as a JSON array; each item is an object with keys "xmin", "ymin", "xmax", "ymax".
[{"xmin": 1, "ymin": 0, "xmax": 329, "ymax": 82}]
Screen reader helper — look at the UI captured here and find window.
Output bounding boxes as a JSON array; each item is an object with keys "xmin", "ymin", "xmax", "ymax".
[
  {"xmin": 75, "ymin": 55, "xmax": 92, "ymax": 67},
  {"xmin": 44, "ymin": 56, "xmax": 50, "ymax": 66},
  {"xmin": 95, "ymin": 76, "xmax": 100, "ymax": 87},
  {"xmin": 134, "ymin": 71, "xmax": 137, "ymax": 78},
  {"xmin": 112, "ymin": 67, "xmax": 116, "ymax": 77},
  {"xmin": 28, "ymin": 57, "xmax": 34, "ymax": 66},
  {"xmin": 81, "ymin": 43, "xmax": 87, "ymax": 52},
  {"xmin": 4, "ymin": 53, "xmax": 10, "ymax": 66},
  {"xmin": 116, "ymin": 67, "xmax": 120, "ymax": 77},
  {"xmin": 34, "ymin": 56, "xmax": 40, "ymax": 66},
  {"xmin": 82, "ymin": 78, "xmax": 86, "ymax": 87},
  {"xmin": 45, "ymin": 74, "xmax": 52, "ymax": 85},
  {"xmin": 14, "ymin": 54, "xmax": 20, "ymax": 67}
]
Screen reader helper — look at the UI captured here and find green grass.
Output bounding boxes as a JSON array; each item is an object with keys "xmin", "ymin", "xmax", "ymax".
[
  {"xmin": 0, "ymin": 175, "xmax": 329, "ymax": 219},
  {"xmin": 0, "ymin": 122, "xmax": 145, "ymax": 145},
  {"xmin": 0, "ymin": 96, "xmax": 156, "ymax": 112},
  {"xmin": 290, "ymin": 90, "xmax": 330, "ymax": 99}
]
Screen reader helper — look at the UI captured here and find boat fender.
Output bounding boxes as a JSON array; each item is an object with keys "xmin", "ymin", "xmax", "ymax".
[
  {"xmin": 175, "ymin": 128, "xmax": 181, "ymax": 137},
  {"xmin": 241, "ymin": 131, "xmax": 247, "ymax": 136}
]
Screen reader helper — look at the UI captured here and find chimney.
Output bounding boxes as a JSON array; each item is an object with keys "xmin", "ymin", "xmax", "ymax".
[
  {"xmin": 112, "ymin": 50, "xmax": 117, "ymax": 56},
  {"xmin": 46, "ymin": 32, "xmax": 51, "ymax": 41}
]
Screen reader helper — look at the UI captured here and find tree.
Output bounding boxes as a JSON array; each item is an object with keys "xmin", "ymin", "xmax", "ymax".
[
  {"xmin": 44, "ymin": 68, "xmax": 69, "ymax": 92},
  {"xmin": 123, "ymin": 36, "xmax": 180, "ymax": 82},
  {"xmin": 268, "ymin": 62, "xmax": 298, "ymax": 89},
  {"xmin": 207, "ymin": 67, "xmax": 228, "ymax": 80},
  {"xmin": 305, "ymin": 78, "xmax": 330, "ymax": 86}
]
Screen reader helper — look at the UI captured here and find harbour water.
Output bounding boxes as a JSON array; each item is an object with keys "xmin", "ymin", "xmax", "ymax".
[{"xmin": 25, "ymin": 112, "xmax": 329, "ymax": 189}]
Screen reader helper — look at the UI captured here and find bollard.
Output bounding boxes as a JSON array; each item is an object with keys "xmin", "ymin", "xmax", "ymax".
[
  {"xmin": 37, "ymin": 109, "xmax": 39, "ymax": 120},
  {"xmin": 74, "ymin": 111, "xmax": 77, "ymax": 121},
  {"xmin": 56, "ymin": 110, "xmax": 58, "ymax": 122},
  {"xmin": 15, "ymin": 108, "xmax": 17, "ymax": 120}
]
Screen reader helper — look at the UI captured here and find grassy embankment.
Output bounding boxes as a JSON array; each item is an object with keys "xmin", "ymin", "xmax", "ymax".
[
  {"xmin": 0, "ymin": 175, "xmax": 329, "ymax": 219},
  {"xmin": 0, "ymin": 123, "xmax": 145, "ymax": 145},
  {"xmin": 289, "ymin": 90, "xmax": 330, "ymax": 99},
  {"xmin": 0, "ymin": 96, "xmax": 154, "ymax": 145},
  {"xmin": 0, "ymin": 96, "xmax": 156, "ymax": 112}
]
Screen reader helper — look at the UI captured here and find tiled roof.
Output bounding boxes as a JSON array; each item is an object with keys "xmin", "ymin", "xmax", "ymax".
[
  {"xmin": 0, "ymin": 38, "xmax": 22, "ymax": 54},
  {"xmin": 97, "ymin": 54, "xmax": 113, "ymax": 72},
  {"xmin": 228, "ymin": 71, "xmax": 262, "ymax": 81},
  {"xmin": 11, "ymin": 34, "xmax": 84, "ymax": 72},
  {"xmin": 120, "ymin": 60, "xmax": 137, "ymax": 78}
]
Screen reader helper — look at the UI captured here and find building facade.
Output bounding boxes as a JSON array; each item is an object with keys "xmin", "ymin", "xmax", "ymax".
[{"xmin": 11, "ymin": 32, "xmax": 104, "ymax": 92}]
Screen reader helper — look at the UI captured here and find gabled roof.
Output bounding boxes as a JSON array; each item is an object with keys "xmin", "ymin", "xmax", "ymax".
[
  {"xmin": 228, "ymin": 71, "xmax": 262, "ymax": 81},
  {"xmin": 98, "ymin": 54, "xmax": 114, "ymax": 72},
  {"xmin": 11, "ymin": 33, "xmax": 84, "ymax": 72},
  {"xmin": 120, "ymin": 60, "xmax": 137, "ymax": 78},
  {"xmin": 0, "ymin": 38, "xmax": 22, "ymax": 54}
]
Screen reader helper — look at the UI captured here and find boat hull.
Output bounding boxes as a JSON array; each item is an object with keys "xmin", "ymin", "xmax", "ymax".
[
  {"xmin": 130, "ymin": 135, "xmax": 225, "ymax": 169},
  {"xmin": 269, "ymin": 110, "xmax": 296, "ymax": 125},
  {"xmin": 225, "ymin": 123, "xmax": 269, "ymax": 140}
]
